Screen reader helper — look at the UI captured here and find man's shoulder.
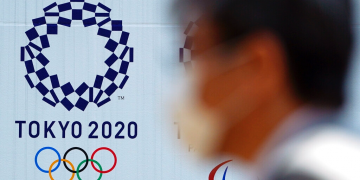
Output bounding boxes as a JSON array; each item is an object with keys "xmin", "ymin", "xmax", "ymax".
[{"xmin": 272, "ymin": 125, "xmax": 360, "ymax": 180}]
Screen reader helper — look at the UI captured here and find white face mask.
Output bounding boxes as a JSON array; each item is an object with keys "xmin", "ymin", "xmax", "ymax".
[
  {"xmin": 175, "ymin": 97, "xmax": 225, "ymax": 157},
  {"xmin": 173, "ymin": 55, "xmax": 255, "ymax": 158},
  {"xmin": 173, "ymin": 73, "xmax": 228, "ymax": 158}
]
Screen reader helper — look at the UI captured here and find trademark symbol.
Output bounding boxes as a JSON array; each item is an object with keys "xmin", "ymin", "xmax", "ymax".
[{"xmin": 118, "ymin": 96, "xmax": 125, "ymax": 100}]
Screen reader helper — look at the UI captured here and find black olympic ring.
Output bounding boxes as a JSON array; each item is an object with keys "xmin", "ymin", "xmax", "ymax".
[{"xmin": 63, "ymin": 147, "xmax": 89, "ymax": 173}]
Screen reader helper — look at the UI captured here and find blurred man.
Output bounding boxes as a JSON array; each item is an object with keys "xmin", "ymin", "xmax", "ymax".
[{"xmin": 173, "ymin": 0, "xmax": 360, "ymax": 179}]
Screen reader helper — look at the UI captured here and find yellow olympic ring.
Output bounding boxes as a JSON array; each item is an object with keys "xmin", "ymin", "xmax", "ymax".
[{"xmin": 49, "ymin": 159, "xmax": 75, "ymax": 180}]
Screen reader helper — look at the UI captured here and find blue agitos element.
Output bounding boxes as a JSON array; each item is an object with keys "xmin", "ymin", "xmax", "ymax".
[
  {"xmin": 20, "ymin": 0, "xmax": 135, "ymax": 111},
  {"xmin": 223, "ymin": 167, "xmax": 228, "ymax": 180}
]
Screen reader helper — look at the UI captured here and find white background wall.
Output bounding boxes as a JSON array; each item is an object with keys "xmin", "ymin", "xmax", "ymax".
[{"xmin": 1, "ymin": 0, "xmax": 360, "ymax": 180}]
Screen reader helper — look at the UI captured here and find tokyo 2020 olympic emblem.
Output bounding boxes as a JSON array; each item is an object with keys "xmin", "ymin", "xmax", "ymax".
[
  {"xmin": 20, "ymin": 0, "xmax": 134, "ymax": 111},
  {"xmin": 35, "ymin": 147, "xmax": 117, "ymax": 180}
]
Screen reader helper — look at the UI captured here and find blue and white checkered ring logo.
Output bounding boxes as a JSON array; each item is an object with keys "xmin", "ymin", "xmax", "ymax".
[{"xmin": 20, "ymin": 0, "xmax": 134, "ymax": 111}]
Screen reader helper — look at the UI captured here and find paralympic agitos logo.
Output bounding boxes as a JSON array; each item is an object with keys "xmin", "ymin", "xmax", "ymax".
[
  {"xmin": 20, "ymin": 0, "xmax": 134, "ymax": 111},
  {"xmin": 35, "ymin": 147, "xmax": 117, "ymax": 180},
  {"xmin": 209, "ymin": 160, "xmax": 233, "ymax": 180}
]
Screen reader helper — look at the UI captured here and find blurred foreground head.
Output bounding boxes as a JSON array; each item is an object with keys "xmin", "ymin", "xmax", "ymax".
[{"xmin": 174, "ymin": 0, "xmax": 353, "ymax": 162}]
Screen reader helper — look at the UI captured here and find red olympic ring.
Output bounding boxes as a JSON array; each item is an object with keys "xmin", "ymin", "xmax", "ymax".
[{"xmin": 91, "ymin": 147, "xmax": 117, "ymax": 173}]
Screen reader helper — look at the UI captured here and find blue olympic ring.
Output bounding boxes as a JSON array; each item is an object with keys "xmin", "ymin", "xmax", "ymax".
[{"xmin": 35, "ymin": 147, "xmax": 61, "ymax": 173}]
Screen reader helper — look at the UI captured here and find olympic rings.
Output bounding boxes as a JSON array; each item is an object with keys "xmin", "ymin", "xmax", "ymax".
[
  {"xmin": 49, "ymin": 159, "xmax": 75, "ymax": 180},
  {"xmin": 77, "ymin": 159, "xmax": 103, "ymax": 180},
  {"xmin": 63, "ymin": 147, "xmax": 89, "ymax": 173},
  {"xmin": 35, "ymin": 147, "xmax": 117, "ymax": 179},
  {"xmin": 91, "ymin": 147, "xmax": 117, "ymax": 174},
  {"xmin": 35, "ymin": 147, "xmax": 61, "ymax": 173}
]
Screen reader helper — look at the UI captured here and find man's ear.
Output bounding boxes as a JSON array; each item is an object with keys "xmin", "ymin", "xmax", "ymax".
[
  {"xmin": 239, "ymin": 31, "xmax": 288, "ymax": 95},
  {"xmin": 200, "ymin": 31, "xmax": 289, "ymax": 120}
]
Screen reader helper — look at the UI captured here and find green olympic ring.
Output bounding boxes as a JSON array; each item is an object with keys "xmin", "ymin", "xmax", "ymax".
[{"xmin": 76, "ymin": 159, "xmax": 103, "ymax": 180}]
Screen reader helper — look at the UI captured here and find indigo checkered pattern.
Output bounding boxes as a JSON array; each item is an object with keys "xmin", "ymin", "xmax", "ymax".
[
  {"xmin": 179, "ymin": 20, "xmax": 198, "ymax": 72},
  {"xmin": 21, "ymin": 0, "xmax": 134, "ymax": 111}
]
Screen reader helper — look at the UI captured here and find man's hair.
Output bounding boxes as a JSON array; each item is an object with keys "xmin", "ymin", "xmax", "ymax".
[{"xmin": 176, "ymin": 0, "xmax": 353, "ymax": 108}]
